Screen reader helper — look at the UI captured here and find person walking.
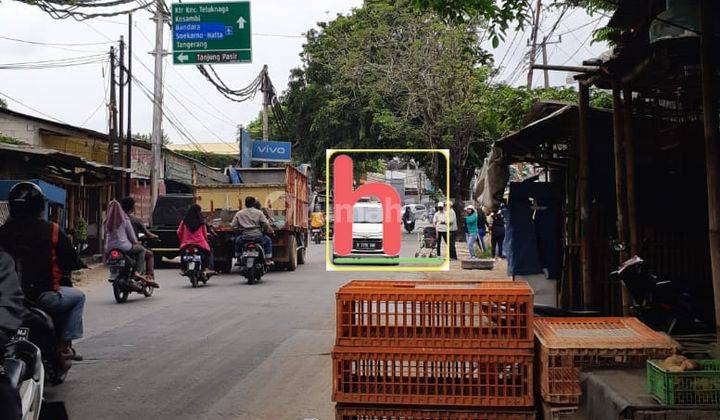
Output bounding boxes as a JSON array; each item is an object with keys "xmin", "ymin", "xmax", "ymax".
[
  {"xmin": 433, "ymin": 202, "xmax": 457, "ymax": 260},
  {"xmin": 463, "ymin": 205, "xmax": 480, "ymax": 258},
  {"xmin": 490, "ymin": 206, "xmax": 506, "ymax": 259},
  {"xmin": 477, "ymin": 206, "xmax": 488, "ymax": 253}
]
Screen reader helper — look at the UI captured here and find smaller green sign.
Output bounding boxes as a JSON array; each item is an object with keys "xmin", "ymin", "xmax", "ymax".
[{"xmin": 171, "ymin": 1, "xmax": 251, "ymax": 65}]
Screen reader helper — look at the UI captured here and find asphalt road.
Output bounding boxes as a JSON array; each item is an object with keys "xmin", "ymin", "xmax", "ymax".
[{"xmin": 48, "ymin": 233, "xmax": 422, "ymax": 420}]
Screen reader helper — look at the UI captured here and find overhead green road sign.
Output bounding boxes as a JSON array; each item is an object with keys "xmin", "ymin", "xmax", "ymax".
[{"xmin": 171, "ymin": 1, "xmax": 251, "ymax": 65}]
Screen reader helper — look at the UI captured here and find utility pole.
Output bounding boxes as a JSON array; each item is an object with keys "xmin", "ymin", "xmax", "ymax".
[
  {"xmin": 526, "ymin": 0, "xmax": 542, "ymax": 89},
  {"xmin": 237, "ymin": 124, "xmax": 244, "ymax": 164},
  {"xmin": 539, "ymin": 36, "xmax": 562, "ymax": 89},
  {"xmin": 125, "ymin": 12, "xmax": 133, "ymax": 196},
  {"xmin": 260, "ymin": 64, "xmax": 269, "ymax": 168},
  {"xmin": 118, "ymin": 35, "xmax": 125, "ymax": 193},
  {"xmin": 150, "ymin": 0, "xmax": 167, "ymax": 207},
  {"xmin": 700, "ymin": 0, "xmax": 720, "ymax": 332},
  {"xmin": 108, "ymin": 46, "xmax": 120, "ymax": 199}
]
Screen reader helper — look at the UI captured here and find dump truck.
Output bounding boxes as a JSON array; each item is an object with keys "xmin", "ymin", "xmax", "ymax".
[{"xmin": 195, "ymin": 165, "xmax": 309, "ymax": 273}]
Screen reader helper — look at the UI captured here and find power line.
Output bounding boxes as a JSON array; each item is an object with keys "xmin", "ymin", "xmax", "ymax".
[
  {"xmin": 0, "ymin": 90, "xmax": 73, "ymax": 125},
  {"xmin": 0, "ymin": 53, "xmax": 108, "ymax": 70},
  {"xmin": 0, "ymin": 35, "xmax": 112, "ymax": 47},
  {"xmin": 132, "ymin": 21, "xmax": 238, "ymax": 126},
  {"xmin": 562, "ymin": 18, "xmax": 603, "ymax": 65},
  {"xmin": 15, "ymin": 0, "xmax": 152, "ymax": 21}
]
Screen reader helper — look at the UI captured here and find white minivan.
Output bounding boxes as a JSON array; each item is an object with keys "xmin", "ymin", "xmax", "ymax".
[{"xmin": 333, "ymin": 202, "xmax": 399, "ymax": 259}]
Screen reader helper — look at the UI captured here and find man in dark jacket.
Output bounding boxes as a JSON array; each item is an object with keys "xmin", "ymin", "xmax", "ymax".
[
  {"xmin": 0, "ymin": 249, "xmax": 26, "ymax": 420},
  {"xmin": 0, "ymin": 182, "xmax": 86, "ymax": 361}
]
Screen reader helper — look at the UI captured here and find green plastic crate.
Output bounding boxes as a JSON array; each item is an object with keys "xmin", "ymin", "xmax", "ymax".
[{"xmin": 646, "ymin": 359, "xmax": 720, "ymax": 406}]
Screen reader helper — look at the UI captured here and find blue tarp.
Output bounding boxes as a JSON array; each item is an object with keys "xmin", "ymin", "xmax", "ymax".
[{"xmin": 506, "ymin": 182, "xmax": 562, "ymax": 279}]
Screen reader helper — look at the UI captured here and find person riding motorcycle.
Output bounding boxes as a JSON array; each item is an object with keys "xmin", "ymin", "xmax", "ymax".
[
  {"xmin": 0, "ymin": 248, "xmax": 26, "ymax": 420},
  {"xmin": 232, "ymin": 197, "xmax": 274, "ymax": 265},
  {"xmin": 105, "ymin": 200, "xmax": 158, "ymax": 288},
  {"xmin": 177, "ymin": 204, "xmax": 216, "ymax": 276},
  {"xmin": 310, "ymin": 206, "xmax": 325, "ymax": 230},
  {"xmin": 0, "ymin": 182, "xmax": 86, "ymax": 362},
  {"xmin": 120, "ymin": 197, "xmax": 159, "ymax": 285}
]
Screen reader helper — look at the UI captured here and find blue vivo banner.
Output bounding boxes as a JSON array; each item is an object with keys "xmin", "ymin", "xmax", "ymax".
[{"xmin": 251, "ymin": 140, "xmax": 292, "ymax": 162}]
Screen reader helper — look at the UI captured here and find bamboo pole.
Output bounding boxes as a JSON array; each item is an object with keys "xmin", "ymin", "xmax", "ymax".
[
  {"xmin": 700, "ymin": 0, "xmax": 720, "ymax": 332},
  {"xmin": 622, "ymin": 88, "xmax": 639, "ymax": 256},
  {"xmin": 612, "ymin": 82, "xmax": 631, "ymax": 315},
  {"xmin": 578, "ymin": 83, "xmax": 593, "ymax": 309}
]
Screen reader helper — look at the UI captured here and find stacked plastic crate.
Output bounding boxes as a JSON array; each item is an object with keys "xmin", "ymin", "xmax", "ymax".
[
  {"xmin": 333, "ymin": 280, "xmax": 536, "ymax": 419},
  {"xmin": 534, "ymin": 317, "xmax": 677, "ymax": 419}
]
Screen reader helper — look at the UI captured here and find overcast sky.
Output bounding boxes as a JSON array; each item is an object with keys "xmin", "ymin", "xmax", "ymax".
[{"xmin": 0, "ymin": 1, "xmax": 608, "ymax": 148}]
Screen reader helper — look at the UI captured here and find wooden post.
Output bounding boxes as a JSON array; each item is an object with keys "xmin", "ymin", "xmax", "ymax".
[
  {"xmin": 612, "ymin": 82, "xmax": 631, "ymax": 315},
  {"xmin": 700, "ymin": 0, "xmax": 720, "ymax": 332},
  {"xmin": 622, "ymin": 87, "xmax": 639, "ymax": 256},
  {"xmin": 578, "ymin": 82, "xmax": 593, "ymax": 309}
]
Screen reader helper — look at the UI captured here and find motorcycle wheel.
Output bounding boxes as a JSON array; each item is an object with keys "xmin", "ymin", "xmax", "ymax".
[
  {"xmin": 314, "ymin": 233, "xmax": 321, "ymax": 244},
  {"xmin": 246, "ymin": 267, "xmax": 257, "ymax": 284},
  {"xmin": 143, "ymin": 285, "xmax": 154, "ymax": 297},
  {"xmin": 113, "ymin": 282, "xmax": 129, "ymax": 303},
  {"xmin": 45, "ymin": 358, "xmax": 69, "ymax": 386},
  {"xmin": 190, "ymin": 272, "xmax": 199, "ymax": 288},
  {"xmin": 297, "ymin": 247, "xmax": 306, "ymax": 265}
]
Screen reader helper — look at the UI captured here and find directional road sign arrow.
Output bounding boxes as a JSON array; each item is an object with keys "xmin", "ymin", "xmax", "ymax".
[
  {"xmin": 177, "ymin": 53, "xmax": 189, "ymax": 63},
  {"xmin": 237, "ymin": 16, "xmax": 246, "ymax": 29}
]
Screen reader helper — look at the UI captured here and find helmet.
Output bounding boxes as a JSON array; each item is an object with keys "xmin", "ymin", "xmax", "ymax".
[{"xmin": 8, "ymin": 182, "xmax": 45, "ymax": 219}]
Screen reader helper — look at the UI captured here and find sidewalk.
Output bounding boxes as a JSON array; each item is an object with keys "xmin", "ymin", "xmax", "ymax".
[{"xmin": 421, "ymin": 240, "xmax": 509, "ymax": 281}]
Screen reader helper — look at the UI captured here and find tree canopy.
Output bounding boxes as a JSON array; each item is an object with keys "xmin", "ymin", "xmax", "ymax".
[{"xmin": 248, "ymin": 0, "xmax": 612, "ymax": 201}]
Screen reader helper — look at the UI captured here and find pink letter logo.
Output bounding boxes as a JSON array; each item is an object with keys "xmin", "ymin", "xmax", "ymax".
[{"xmin": 333, "ymin": 154, "xmax": 401, "ymax": 256}]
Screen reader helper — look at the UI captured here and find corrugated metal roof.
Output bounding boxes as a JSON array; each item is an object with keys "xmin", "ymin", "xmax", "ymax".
[
  {"xmin": 0, "ymin": 142, "xmax": 131, "ymax": 173},
  {"xmin": 167, "ymin": 142, "xmax": 238, "ymax": 155}
]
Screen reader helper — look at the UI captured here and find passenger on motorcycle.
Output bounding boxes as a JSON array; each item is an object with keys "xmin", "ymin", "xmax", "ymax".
[
  {"xmin": 0, "ymin": 182, "xmax": 86, "ymax": 362},
  {"xmin": 310, "ymin": 206, "xmax": 325, "ymax": 229},
  {"xmin": 0, "ymin": 249, "xmax": 26, "ymax": 420},
  {"xmin": 177, "ymin": 204, "xmax": 215, "ymax": 275},
  {"xmin": 120, "ymin": 197, "xmax": 159, "ymax": 285},
  {"xmin": 105, "ymin": 200, "xmax": 158, "ymax": 287},
  {"xmin": 232, "ymin": 197, "xmax": 274, "ymax": 265}
]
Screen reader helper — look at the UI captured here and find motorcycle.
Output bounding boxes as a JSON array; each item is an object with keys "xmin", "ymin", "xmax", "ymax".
[
  {"xmin": 20, "ymin": 304, "xmax": 69, "ymax": 387},
  {"xmin": 236, "ymin": 240, "xmax": 268, "ymax": 284},
  {"xmin": 611, "ymin": 255, "xmax": 711, "ymax": 335},
  {"xmin": 3, "ymin": 327, "xmax": 43, "ymax": 420},
  {"xmin": 312, "ymin": 227, "xmax": 323, "ymax": 244},
  {"xmin": 106, "ymin": 247, "xmax": 155, "ymax": 304},
  {"xmin": 180, "ymin": 245, "xmax": 212, "ymax": 288},
  {"xmin": 403, "ymin": 212, "xmax": 415, "ymax": 233}
]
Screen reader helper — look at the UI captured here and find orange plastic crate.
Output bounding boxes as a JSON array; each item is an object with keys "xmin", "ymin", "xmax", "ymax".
[
  {"xmin": 336, "ymin": 280, "xmax": 533, "ymax": 349},
  {"xmin": 335, "ymin": 405, "xmax": 536, "ymax": 420},
  {"xmin": 534, "ymin": 317, "xmax": 677, "ymax": 404},
  {"xmin": 332, "ymin": 346, "xmax": 534, "ymax": 407}
]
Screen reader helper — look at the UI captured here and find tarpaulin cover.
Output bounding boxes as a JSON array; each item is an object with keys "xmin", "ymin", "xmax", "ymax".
[
  {"xmin": 506, "ymin": 182, "xmax": 562, "ymax": 279},
  {"xmin": 474, "ymin": 146, "xmax": 509, "ymax": 212}
]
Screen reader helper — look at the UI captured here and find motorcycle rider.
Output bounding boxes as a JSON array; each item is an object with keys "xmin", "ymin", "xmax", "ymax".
[
  {"xmin": 0, "ymin": 182, "xmax": 86, "ymax": 362},
  {"xmin": 232, "ymin": 196, "xmax": 274, "ymax": 265},
  {"xmin": 120, "ymin": 197, "xmax": 159, "ymax": 284},
  {"xmin": 310, "ymin": 206, "xmax": 325, "ymax": 231},
  {"xmin": 105, "ymin": 200, "xmax": 158, "ymax": 287},
  {"xmin": 0, "ymin": 248, "xmax": 26, "ymax": 420},
  {"xmin": 177, "ymin": 204, "xmax": 216, "ymax": 275}
]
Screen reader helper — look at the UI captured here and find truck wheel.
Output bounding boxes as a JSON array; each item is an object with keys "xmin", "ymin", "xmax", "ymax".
[
  {"xmin": 298, "ymin": 246, "xmax": 306, "ymax": 265},
  {"xmin": 153, "ymin": 254, "xmax": 164, "ymax": 269},
  {"xmin": 217, "ymin": 258, "xmax": 232, "ymax": 274},
  {"xmin": 287, "ymin": 235, "xmax": 297, "ymax": 271}
]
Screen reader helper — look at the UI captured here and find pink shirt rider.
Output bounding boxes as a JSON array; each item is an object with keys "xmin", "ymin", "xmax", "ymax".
[{"xmin": 177, "ymin": 221, "xmax": 211, "ymax": 252}]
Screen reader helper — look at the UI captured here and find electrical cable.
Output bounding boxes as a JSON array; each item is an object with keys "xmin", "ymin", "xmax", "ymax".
[{"xmin": 0, "ymin": 90, "xmax": 73, "ymax": 125}]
